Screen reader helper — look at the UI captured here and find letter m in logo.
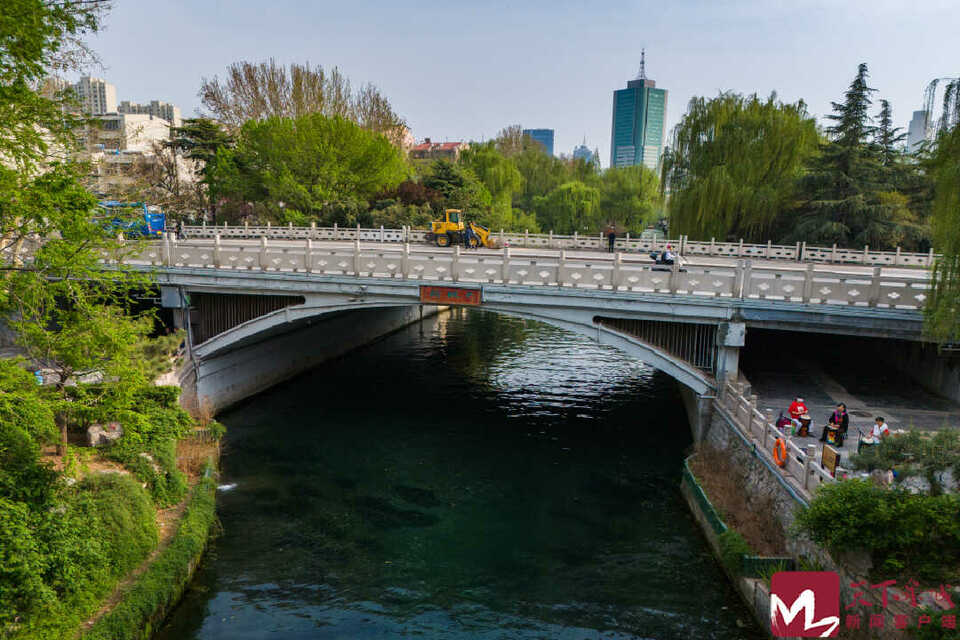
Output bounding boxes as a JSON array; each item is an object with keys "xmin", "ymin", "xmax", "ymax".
[{"xmin": 770, "ymin": 571, "xmax": 840, "ymax": 637}]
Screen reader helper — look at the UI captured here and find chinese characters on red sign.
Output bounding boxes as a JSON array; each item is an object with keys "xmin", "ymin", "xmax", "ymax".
[{"xmin": 419, "ymin": 286, "xmax": 482, "ymax": 306}]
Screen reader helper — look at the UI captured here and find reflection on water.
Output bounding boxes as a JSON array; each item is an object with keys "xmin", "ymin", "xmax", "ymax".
[{"xmin": 156, "ymin": 309, "xmax": 762, "ymax": 640}]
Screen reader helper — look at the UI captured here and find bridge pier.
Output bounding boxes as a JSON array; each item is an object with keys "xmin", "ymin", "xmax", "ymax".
[
  {"xmin": 715, "ymin": 320, "xmax": 745, "ymax": 386},
  {"xmin": 678, "ymin": 384, "xmax": 715, "ymax": 442}
]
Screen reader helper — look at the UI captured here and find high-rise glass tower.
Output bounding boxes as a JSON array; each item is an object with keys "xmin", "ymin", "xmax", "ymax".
[
  {"xmin": 609, "ymin": 52, "xmax": 667, "ymax": 170},
  {"xmin": 522, "ymin": 128, "xmax": 555, "ymax": 156}
]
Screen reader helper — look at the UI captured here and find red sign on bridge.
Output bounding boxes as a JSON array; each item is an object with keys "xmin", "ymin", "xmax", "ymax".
[{"xmin": 419, "ymin": 285, "xmax": 482, "ymax": 306}]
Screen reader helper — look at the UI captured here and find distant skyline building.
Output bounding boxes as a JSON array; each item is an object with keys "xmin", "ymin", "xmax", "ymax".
[
  {"xmin": 73, "ymin": 76, "xmax": 117, "ymax": 115},
  {"xmin": 609, "ymin": 51, "xmax": 667, "ymax": 170},
  {"xmin": 119, "ymin": 99, "xmax": 182, "ymax": 127},
  {"xmin": 907, "ymin": 110, "xmax": 930, "ymax": 153},
  {"xmin": 572, "ymin": 139, "xmax": 599, "ymax": 166},
  {"xmin": 522, "ymin": 128, "xmax": 555, "ymax": 155}
]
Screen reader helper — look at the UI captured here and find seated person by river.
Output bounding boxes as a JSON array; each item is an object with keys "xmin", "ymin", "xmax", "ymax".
[
  {"xmin": 820, "ymin": 402, "xmax": 849, "ymax": 446},
  {"xmin": 788, "ymin": 397, "xmax": 812, "ymax": 437},
  {"xmin": 857, "ymin": 416, "xmax": 890, "ymax": 452}
]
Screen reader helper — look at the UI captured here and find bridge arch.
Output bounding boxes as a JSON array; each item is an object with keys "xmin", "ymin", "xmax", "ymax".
[{"xmin": 189, "ymin": 298, "xmax": 716, "ymax": 397}]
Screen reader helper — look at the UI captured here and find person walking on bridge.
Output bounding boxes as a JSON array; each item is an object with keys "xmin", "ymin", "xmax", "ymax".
[{"xmin": 606, "ymin": 225, "xmax": 616, "ymax": 253}]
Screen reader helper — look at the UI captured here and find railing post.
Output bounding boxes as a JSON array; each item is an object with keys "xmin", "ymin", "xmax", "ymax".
[
  {"xmin": 500, "ymin": 228, "xmax": 505, "ymax": 247},
  {"xmin": 766, "ymin": 240, "xmax": 772, "ymax": 258},
  {"xmin": 738, "ymin": 238, "xmax": 744, "ymax": 257},
  {"xmin": 259, "ymin": 236, "xmax": 268, "ymax": 270},
  {"xmin": 869, "ymin": 266, "xmax": 881, "ymax": 307},
  {"xmin": 161, "ymin": 232, "xmax": 171, "ymax": 266},
  {"xmin": 800, "ymin": 241, "xmax": 806, "ymax": 262},
  {"xmin": 356, "ymin": 222, "xmax": 360, "ymax": 240},
  {"xmin": 803, "ymin": 444, "xmax": 817, "ymax": 489},
  {"xmin": 710, "ymin": 237, "xmax": 715, "ymax": 256},
  {"xmin": 310, "ymin": 221, "xmax": 316, "ymax": 240},
  {"xmin": 353, "ymin": 238, "xmax": 361, "ymax": 276},
  {"xmin": 213, "ymin": 233, "xmax": 221, "ymax": 267},
  {"xmin": 558, "ymin": 249, "xmax": 566, "ymax": 286},
  {"xmin": 549, "ymin": 229, "xmax": 554, "ymax": 248},
  {"xmin": 524, "ymin": 229, "xmax": 529, "ymax": 248},
  {"xmin": 928, "ymin": 247, "xmax": 935, "ymax": 267},
  {"xmin": 802, "ymin": 263, "xmax": 815, "ymax": 303},
  {"xmin": 305, "ymin": 237, "xmax": 313, "ymax": 273},
  {"xmin": 734, "ymin": 259, "xmax": 748, "ymax": 298},
  {"xmin": 613, "ymin": 252, "xmax": 622, "ymax": 290},
  {"xmin": 895, "ymin": 246, "xmax": 901, "ymax": 266},
  {"xmin": 795, "ymin": 241, "xmax": 801, "ymax": 262},
  {"xmin": 380, "ymin": 225, "xmax": 385, "ymax": 243},
  {"xmin": 573, "ymin": 230, "xmax": 578, "ymax": 247},
  {"xmin": 598, "ymin": 231, "xmax": 603, "ymax": 249},
  {"xmin": 831, "ymin": 243, "xmax": 837, "ymax": 263},
  {"xmin": 863, "ymin": 244, "xmax": 869, "ymax": 264},
  {"xmin": 669, "ymin": 258, "xmax": 680, "ymax": 294},
  {"xmin": 501, "ymin": 245, "xmax": 511, "ymax": 283},
  {"xmin": 452, "ymin": 245, "xmax": 460, "ymax": 282},
  {"xmin": 680, "ymin": 234, "xmax": 687, "ymax": 255},
  {"xmin": 244, "ymin": 220, "xmax": 249, "ymax": 235},
  {"xmin": 401, "ymin": 242, "xmax": 410, "ymax": 279},
  {"xmin": 334, "ymin": 222, "xmax": 339, "ymax": 240}
]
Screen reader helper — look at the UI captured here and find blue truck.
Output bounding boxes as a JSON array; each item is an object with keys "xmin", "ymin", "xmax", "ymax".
[{"xmin": 96, "ymin": 201, "xmax": 166, "ymax": 238}]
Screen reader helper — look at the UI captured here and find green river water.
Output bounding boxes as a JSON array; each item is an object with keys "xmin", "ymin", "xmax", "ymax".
[{"xmin": 155, "ymin": 309, "xmax": 762, "ymax": 640}]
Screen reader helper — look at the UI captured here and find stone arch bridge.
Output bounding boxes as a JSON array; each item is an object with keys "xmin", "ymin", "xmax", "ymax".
[{"xmin": 130, "ymin": 236, "xmax": 927, "ymax": 439}]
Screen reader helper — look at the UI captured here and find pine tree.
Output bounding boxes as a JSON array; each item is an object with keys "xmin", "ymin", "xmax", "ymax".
[
  {"xmin": 792, "ymin": 64, "xmax": 919, "ymax": 249},
  {"xmin": 875, "ymin": 99, "xmax": 907, "ymax": 167}
]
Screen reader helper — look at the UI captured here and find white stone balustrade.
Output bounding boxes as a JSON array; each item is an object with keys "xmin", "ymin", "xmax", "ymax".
[
  {"xmin": 178, "ymin": 223, "xmax": 938, "ymax": 267},
  {"xmin": 129, "ymin": 235, "xmax": 930, "ymax": 310}
]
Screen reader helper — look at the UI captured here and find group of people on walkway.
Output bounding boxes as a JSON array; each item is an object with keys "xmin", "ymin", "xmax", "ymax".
[{"xmin": 780, "ymin": 397, "xmax": 890, "ymax": 448}]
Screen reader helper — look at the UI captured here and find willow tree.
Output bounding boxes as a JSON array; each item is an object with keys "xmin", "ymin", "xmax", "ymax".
[
  {"xmin": 533, "ymin": 181, "xmax": 601, "ymax": 234},
  {"xmin": 925, "ymin": 122, "xmax": 960, "ymax": 343},
  {"xmin": 663, "ymin": 92, "xmax": 818, "ymax": 242}
]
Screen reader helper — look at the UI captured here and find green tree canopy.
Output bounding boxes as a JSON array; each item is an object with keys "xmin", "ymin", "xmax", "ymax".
[
  {"xmin": 210, "ymin": 113, "xmax": 408, "ymax": 223},
  {"xmin": 598, "ymin": 165, "xmax": 660, "ymax": 233},
  {"xmin": 664, "ymin": 92, "xmax": 818, "ymax": 242},
  {"xmin": 925, "ymin": 122, "xmax": 960, "ymax": 343},
  {"xmin": 533, "ymin": 181, "xmax": 601, "ymax": 234}
]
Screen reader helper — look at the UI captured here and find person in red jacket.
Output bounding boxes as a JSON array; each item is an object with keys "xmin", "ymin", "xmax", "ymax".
[{"xmin": 788, "ymin": 397, "xmax": 808, "ymax": 420}]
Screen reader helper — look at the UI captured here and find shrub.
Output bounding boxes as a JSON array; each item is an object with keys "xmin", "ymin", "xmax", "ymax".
[
  {"xmin": 4, "ymin": 473, "xmax": 158, "ymax": 639},
  {"xmin": 717, "ymin": 529, "xmax": 754, "ymax": 575},
  {"xmin": 851, "ymin": 430, "xmax": 960, "ymax": 494},
  {"xmin": 105, "ymin": 386, "xmax": 193, "ymax": 506},
  {"xmin": 796, "ymin": 480, "xmax": 960, "ymax": 582}
]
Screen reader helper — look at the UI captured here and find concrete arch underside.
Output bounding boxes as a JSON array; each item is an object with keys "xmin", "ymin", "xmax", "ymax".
[{"xmin": 189, "ymin": 299, "xmax": 716, "ymax": 402}]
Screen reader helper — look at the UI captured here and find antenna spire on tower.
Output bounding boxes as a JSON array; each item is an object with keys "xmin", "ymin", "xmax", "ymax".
[{"xmin": 638, "ymin": 49, "xmax": 647, "ymax": 80}]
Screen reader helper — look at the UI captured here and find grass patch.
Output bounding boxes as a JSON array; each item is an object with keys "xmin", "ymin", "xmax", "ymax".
[{"xmin": 81, "ymin": 476, "xmax": 217, "ymax": 640}]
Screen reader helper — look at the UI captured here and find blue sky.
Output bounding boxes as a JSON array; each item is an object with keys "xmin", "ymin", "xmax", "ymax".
[{"xmin": 83, "ymin": 0, "xmax": 957, "ymax": 166}]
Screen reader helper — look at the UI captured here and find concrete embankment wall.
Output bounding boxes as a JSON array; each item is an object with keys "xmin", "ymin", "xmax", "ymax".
[
  {"xmin": 680, "ymin": 459, "xmax": 778, "ymax": 638},
  {"xmin": 695, "ymin": 399, "xmax": 920, "ymax": 639},
  {"xmin": 185, "ymin": 305, "xmax": 435, "ymax": 413},
  {"xmin": 878, "ymin": 340, "xmax": 960, "ymax": 405}
]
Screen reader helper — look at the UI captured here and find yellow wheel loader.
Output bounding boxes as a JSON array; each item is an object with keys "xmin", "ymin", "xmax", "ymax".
[{"xmin": 424, "ymin": 209, "xmax": 496, "ymax": 248}]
